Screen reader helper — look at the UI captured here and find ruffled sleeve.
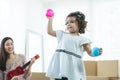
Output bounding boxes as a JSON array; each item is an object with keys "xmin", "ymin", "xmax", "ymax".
[{"xmin": 80, "ymin": 36, "xmax": 92, "ymax": 46}]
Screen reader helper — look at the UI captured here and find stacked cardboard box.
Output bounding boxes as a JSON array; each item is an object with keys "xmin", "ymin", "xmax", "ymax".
[
  {"xmin": 84, "ymin": 60, "xmax": 120, "ymax": 80},
  {"xmin": 97, "ymin": 60, "xmax": 120, "ymax": 80},
  {"xmin": 84, "ymin": 61, "xmax": 97, "ymax": 76},
  {"xmin": 84, "ymin": 60, "xmax": 109, "ymax": 80}
]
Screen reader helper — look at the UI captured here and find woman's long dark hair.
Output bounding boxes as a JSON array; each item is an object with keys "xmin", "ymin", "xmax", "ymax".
[
  {"xmin": 66, "ymin": 11, "xmax": 87, "ymax": 34},
  {"xmin": 0, "ymin": 37, "xmax": 14, "ymax": 71}
]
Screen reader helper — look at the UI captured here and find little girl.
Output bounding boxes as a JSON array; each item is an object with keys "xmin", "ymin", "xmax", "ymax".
[{"xmin": 46, "ymin": 11, "xmax": 102, "ymax": 80}]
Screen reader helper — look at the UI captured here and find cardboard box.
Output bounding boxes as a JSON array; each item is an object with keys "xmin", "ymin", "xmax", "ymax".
[
  {"xmin": 84, "ymin": 61, "xmax": 97, "ymax": 76},
  {"xmin": 86, "ymin": 76, "xmax": 109, "ymax": 80},
  {"xmin": 109, "ymin": 77, "xmax": 120, "ymax": 80},
  {"xmin": 30, "ymin": 72, "xmax": 51, "ymax": 80},
  {"xmin": 97, "ymin": 60, "xmax": 120, "ymax": 77}
]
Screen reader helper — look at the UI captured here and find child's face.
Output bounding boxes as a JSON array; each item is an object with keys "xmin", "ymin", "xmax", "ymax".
[{"xmin": 66, "ymin": 16, "xmax": 79, "ymax": 34}]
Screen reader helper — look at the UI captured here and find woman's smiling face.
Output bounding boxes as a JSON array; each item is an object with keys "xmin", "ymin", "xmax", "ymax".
[{"xmin": 4, "ymin": 39, "xmax": 14, "ymax": 54}]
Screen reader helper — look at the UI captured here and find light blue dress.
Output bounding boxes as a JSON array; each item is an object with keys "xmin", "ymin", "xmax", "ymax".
[{"xmin": 46, "ymin": 30, "xmax": 91, "ymax": 80}]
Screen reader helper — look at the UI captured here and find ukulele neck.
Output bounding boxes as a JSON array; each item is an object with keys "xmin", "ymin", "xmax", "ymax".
[{"xmin": 22, "ymin": 61, "xmax": 31, "ymax": 70}]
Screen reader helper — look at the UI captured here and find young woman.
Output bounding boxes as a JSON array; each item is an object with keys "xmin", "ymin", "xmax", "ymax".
[{"xmin": 0, "ymin": 37, "xmax": 35, "ymax": 80}]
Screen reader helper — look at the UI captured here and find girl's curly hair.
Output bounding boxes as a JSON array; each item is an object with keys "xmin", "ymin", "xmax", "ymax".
[{"xmin": 66, "ymin": 11, "xmax": 87, "ymax": 34}]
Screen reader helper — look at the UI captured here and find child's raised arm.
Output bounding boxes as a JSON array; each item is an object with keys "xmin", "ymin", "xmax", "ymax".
[{"xmin": 46, "ymin": 9, "xmax": 56, "ymax": 37}]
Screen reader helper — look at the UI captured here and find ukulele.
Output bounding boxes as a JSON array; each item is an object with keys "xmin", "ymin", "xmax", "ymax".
[{"xmin": 7, "ymin": 54, "xmax": 40, "ymax": 80}]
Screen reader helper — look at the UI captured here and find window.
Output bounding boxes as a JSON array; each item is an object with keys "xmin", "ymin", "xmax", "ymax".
[{"xmin": 25, "ymin": 29, "xmax": 44, "ymax": 72}]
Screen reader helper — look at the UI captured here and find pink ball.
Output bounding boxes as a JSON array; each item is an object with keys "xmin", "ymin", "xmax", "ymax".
[{"xmin": 46, "ymin": 9, "xmax": 54, "ymax": 17}]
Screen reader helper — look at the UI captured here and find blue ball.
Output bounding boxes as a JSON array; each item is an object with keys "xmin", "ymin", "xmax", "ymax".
[{"xmin": 92, "ymin": 47, "xmax": 100, "ymax": 56}]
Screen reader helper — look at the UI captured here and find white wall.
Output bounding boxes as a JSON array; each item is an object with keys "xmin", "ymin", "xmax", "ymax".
[
  {"xmin": 0, "ymin": 0, "xmax": 44, "ymax": 53},
  {"xmin": 88, "ymin": 0, "xmax": 120, "ymax": 60},
  {"xmin": 0, "ymin": 0, "xmax": 27, "ymax": 53}
]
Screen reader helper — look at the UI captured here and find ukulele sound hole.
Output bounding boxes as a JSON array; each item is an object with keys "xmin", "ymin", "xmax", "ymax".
[{"xmin": 16, "ymin": 70, "xmax": 21, "ymax": 74}]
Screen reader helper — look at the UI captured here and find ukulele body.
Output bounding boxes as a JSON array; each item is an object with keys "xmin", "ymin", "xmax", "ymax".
[
  {"xmin": 7, "ymin": 66, "xmax": 25, "ymax": 80},
  {"xmin": 7, "ymin": 54, "xmax": 39, "ymax": 80}
]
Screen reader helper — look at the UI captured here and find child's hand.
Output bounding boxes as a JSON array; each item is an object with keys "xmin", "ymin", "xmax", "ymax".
[
  {"xmin": 46, "ymin": 9, "xmax": 54, "ymax": 17},
  {"xmin": 91, "ymin": 47, "xmax": 103, "ymax": 57},
  {"xmin": 11, "ymin": 75, "xmax": 21, "ymax": 80},
  {"xmin": 99, "ymin": 48, "xmax": 103, "ymax": 55},
  {"xmin": 47, "ymin": 16, "xmax": 54, "ymax": 19},
  {"xmin": 30, "ymin": 57, "xmax": 35, "ymax": 65}
]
